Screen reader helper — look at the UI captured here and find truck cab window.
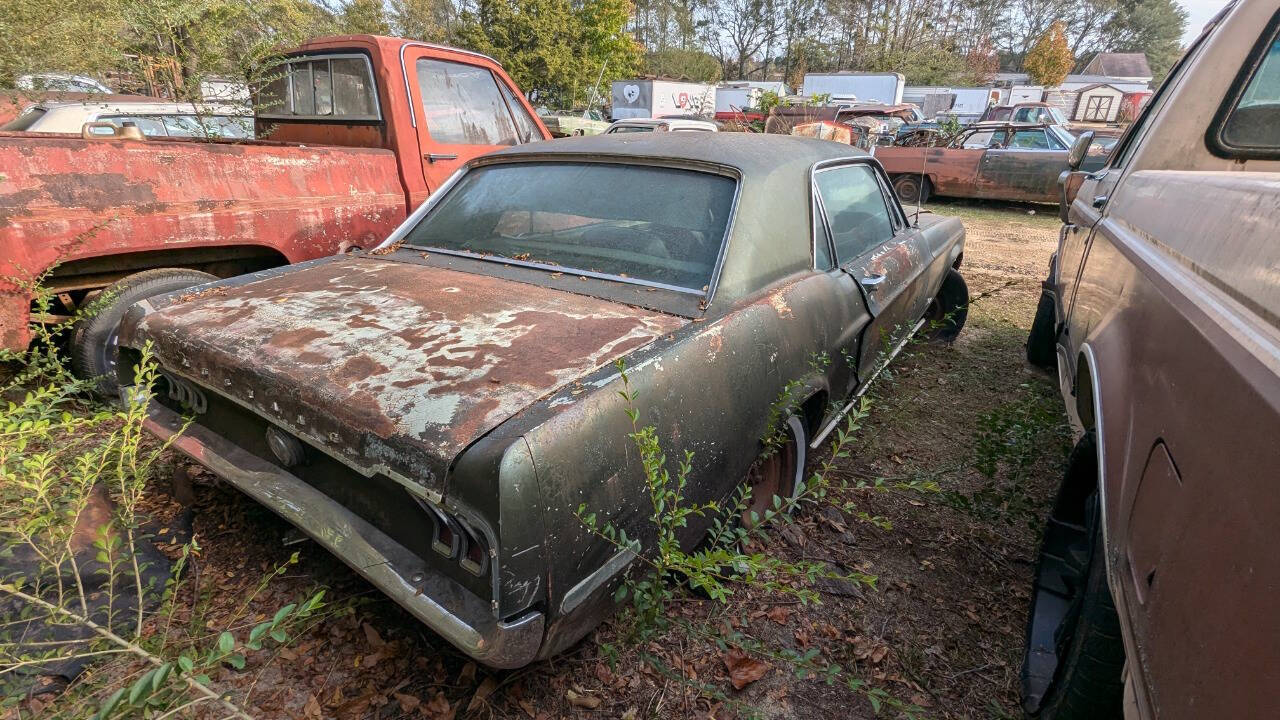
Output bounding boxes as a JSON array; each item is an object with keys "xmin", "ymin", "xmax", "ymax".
[
  {"xmin": 257, "ymin": 55, "xmax": 380, "ymax": 121},
  {"xmin": 416, "ymin": 58, "xmax": 520, "ymax": 146}
]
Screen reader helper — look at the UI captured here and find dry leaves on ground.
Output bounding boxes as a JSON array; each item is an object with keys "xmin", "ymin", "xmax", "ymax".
[{"xmin": 723, "ymin": 648, "xmax": 771, "ymax": 690}]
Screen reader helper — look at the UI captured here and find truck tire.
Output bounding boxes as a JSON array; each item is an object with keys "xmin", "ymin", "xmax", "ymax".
[
  {"xmin": 71, "ymin": 269, "xmax": 218, "ymax": 397},
  {"xmin": 924, "ymin": 268, "xmax": 968, "ymax": 342},
  {"xmin": 1021, "ymin": 435, "xmax": 1125, "ymax": 720},
  {"xmin": 893, "ymin": 174, "xmax": 931, "ymax": 205},
  {"xmin": 1027, "ymin": 290, "xmax": 1057, "ymax": 369}
]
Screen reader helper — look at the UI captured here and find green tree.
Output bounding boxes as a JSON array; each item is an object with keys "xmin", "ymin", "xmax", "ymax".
[
  {"xmin": 645, "ymin": 47, "xmax": 722, "ymax": 81},
  {"xmin": 1103, "ymin": 0, "xmax": 1187, "ymax": 82},
  {"xmin": 1024, "ymin": 20, "xmax": 1074, "ymax": 86},
  {"xmin": 336, "ymin": 0, "xmax": 392, "ymax": 34},
  {"xmin": 456, "ymin": 0, "xmax": 639, "ymax": 107},
  {"xmin": 391, "ymin": 0, "xmax": 455, "ymax": 42}
]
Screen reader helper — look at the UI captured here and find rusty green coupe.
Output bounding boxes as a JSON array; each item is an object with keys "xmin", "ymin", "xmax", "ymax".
[{"xmin": 117, "ymin": 133, "xmax": 967, "ymax": 667}]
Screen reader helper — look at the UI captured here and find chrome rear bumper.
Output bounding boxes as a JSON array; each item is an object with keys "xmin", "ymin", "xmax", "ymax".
[{"xmin": 140, "ymin": 398, "xmax": 545, "ymax": 668}]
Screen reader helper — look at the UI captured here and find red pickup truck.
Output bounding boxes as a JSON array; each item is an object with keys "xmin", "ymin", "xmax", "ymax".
[{"xmin": 0, "ymin": 35, "xmax": 549, "ymax": 391}]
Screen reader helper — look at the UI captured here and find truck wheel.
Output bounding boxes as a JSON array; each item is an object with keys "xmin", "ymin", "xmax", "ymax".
[
  {"xmin": 893, "ymin": 174, "xmax": 931, "ymax": 205},
  {"xmin": 923, "ymin": 268, "xmax": 968, "ymax": 342},
  {"xmin": 1021, "ymin": 434, "xmax": 1125, "ymax": 720},
  {"xmin": 1027, "ymin": 290, "xmax": 1057, "ymax": 369},
  {"xmin": 71, "ymin": 269, "xmax": 218, "ymax": 397}
]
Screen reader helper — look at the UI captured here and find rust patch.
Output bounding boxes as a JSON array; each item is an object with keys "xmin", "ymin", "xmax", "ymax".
[
  {"xmin": 332, "ymin": 355, "xmax": 389, "ymax": 383},
  {"xmin": 269, "ymin": 327, "xmax": 328, "ymax": 349}
]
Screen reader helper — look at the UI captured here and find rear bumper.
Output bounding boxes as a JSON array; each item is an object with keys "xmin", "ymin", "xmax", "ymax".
[{"xmin": 139, "ymin": 397, "xmax": 545, "ymax": 668}]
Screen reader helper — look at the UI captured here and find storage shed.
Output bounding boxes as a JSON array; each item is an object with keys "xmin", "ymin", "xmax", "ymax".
[{"xmin": 1073, "ymin": 83, "xmax": 1125, "ymax": 122}]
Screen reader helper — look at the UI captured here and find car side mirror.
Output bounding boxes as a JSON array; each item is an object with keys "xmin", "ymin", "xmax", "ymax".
[
  {"xmin": 1058, "ymin": 170, "xmax": 1087, "ymax": 223},
  {"xmin": 1067, "ymin": 131, "xmax": 1094, "ymax": 171}
]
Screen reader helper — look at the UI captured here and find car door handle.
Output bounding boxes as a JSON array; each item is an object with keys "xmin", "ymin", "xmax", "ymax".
[
  {"xmin": 1092, "ymin": 195, "xmax": 1108, "ymax": 208},
  {"xmin": 425, "ymin": 153, "xmax": 458, "ymax": 163},
  {"xmin": 860, "ymin": 274, "xmax": 887, "ymax": 290}
]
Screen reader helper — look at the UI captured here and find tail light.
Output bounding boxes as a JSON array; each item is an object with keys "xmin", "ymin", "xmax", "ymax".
[{"xmin": 420, "ymin": 500, "xmax": 490, "ymax": 578}]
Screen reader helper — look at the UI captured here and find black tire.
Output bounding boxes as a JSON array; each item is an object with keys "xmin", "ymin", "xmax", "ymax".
[
  {"xmin": 71, "ymin": 269, "xmax": 218, "ymax": 397},
  {"xmin": 1027, "ymin": 290, "xmax": 1057, "ymax": 369},
  {"xmin": 893, "ymin": 174, "xmax": 931, "ymax": 205},
  {"xmin": 923, "ymin": 268, "xmax": 968, "ymax": 342},
  {"xmin": 1021, "ymin": 434, "xmax": 1125, "ymax": 720}
]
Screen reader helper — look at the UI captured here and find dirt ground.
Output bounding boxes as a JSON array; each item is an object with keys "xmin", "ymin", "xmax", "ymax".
[{"xmin": 13, "ymin": 199, "xmax": 1073, "ymax": 719}]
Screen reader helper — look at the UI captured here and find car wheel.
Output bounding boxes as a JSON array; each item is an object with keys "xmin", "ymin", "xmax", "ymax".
[
  {"xmin": 1027, "ymin": 290, "xmax": 1057, "ymax": 369},
  {"xmin": 893, "ymin": 174, "xmax": 931, "ymax": 205},
  {"xmin": 71, "ymin": 268, "xmax": 218, "ymax": 398},
  {"xmin": 923, "ymin": 268, "xmax": 968, "ymax": 342},
  {"xmin": 741, "ymin": 415, "xmax": 806, "ymax": 529},
  {"xmin": 1021, "ymin": 434, "xmax": 1125, "ymax": 720}
]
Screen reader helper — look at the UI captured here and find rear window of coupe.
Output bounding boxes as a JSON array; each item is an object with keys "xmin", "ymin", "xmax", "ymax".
[{"xmin": 403, "ymin": 162, "xmax": 736, "ymax": 291}]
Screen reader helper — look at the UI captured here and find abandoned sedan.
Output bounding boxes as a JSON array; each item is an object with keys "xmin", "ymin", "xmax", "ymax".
[{"xmin": 117, "ymin": 134, "xmax": 967, "ymax": 668}]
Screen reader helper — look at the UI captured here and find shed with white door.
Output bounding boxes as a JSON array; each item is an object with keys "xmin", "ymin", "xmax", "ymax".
[{"xmin": 1072, "ymin": 83, "xmax": 1126, "ymax": 122}]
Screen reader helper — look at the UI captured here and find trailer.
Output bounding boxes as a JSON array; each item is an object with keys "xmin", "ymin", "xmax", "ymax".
[
  {"xmin": 610, "ymin": 80, "xmax": 716, "ymax": 120},
  {"xmin": 801, "ymin": 72, "xmax": 904, "ymax": 104}
]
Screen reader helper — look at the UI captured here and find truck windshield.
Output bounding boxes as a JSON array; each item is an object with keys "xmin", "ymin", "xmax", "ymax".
[{"xmin": 403, "ymin": 162, "xmax": 736, "ymax": 292}]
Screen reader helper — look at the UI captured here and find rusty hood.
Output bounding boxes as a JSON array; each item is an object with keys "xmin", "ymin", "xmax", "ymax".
[{"xmin": 130, "ymin": 256, "xmax": 687, "ymax": 491}]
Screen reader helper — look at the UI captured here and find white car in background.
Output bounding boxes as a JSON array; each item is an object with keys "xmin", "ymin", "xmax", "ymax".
[
  {"xmin": 1, "ymin": 100, "xmax": 252, "ymax": 139},
  {"xmin": 603, "ymin": 118, "xmax": 718, "ymax": 134},
  {"xmin": 16, "ymin": 73, "xmax": 113, "ymax": 94}
]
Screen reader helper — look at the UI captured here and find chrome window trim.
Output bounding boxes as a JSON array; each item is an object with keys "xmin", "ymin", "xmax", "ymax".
[{"xmin": 257, "ymin": 53, "xmax": 382, "ymax": 122}]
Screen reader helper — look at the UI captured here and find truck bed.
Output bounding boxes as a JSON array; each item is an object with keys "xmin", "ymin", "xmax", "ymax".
[{"xmin": 0, "ymin": 131, "xmax": 407, "ymax": 350}]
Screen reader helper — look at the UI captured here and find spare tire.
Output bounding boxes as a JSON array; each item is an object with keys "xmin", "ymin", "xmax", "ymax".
[{"xmin": 71, "ymin": 268, "xmax": 218, "ymax": 397}]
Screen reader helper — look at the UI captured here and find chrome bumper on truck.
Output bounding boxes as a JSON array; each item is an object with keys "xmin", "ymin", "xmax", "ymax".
[{"xmin": 141, "ymin": 398, "xmax": 544, "ymax": 668}]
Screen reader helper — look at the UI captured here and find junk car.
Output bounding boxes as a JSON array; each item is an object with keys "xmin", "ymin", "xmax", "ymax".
[{"xmin": 117, "ymin": 134, "xmax": 968, "ymax": 667}]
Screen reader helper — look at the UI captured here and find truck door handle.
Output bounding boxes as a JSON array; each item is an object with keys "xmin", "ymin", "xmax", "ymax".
[
  {"xmin": 1092, "ymin": 195, "xmax": 1108, "ymax": 208},
  {"xmin": 425, "ymin": 153, "xmax": 458, "ymax": 163},
  {"xmin": 860, "ymin": 273, "xmax": 886, "ymax": 290}
]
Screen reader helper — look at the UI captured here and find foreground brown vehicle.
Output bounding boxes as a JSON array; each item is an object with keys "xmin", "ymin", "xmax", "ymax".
[
  {"xmin": 1020, "ymin": 0, "xmax": 1280, "ymax": 717},
  {"xmin": 874, "ymin": 122, "xmax": 1107, "ymax": 204},
  {"xmin": 0, "ymin": 35, "xmax": 548, "ymax": 393}
]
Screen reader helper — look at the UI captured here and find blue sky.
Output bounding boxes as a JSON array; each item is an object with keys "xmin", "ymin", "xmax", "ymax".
[{"xmin": 1178, "ymin": 0, "xmax": 1230, "ymax": 44}]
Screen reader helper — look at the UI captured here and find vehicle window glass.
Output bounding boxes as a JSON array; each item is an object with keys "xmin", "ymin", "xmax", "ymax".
[
  {"xmin": 608, "ymin": 126, "xmax": 653, "ymax": 133},
  {"xmin": 813, "ymin": 199, "xmax": 835, "ymax": 270},
  {"xmin": 496, "ymin": 79, "xmax": 541, "ymax": 143},
  {"xmin": 416, "ymin": 58, "xmax": 519, "ymax": 146},
  {"xmin": 1012, "ymin": 107, "xmax": 1035, "ymax": 123},
  {"xmin": 330, "ymin": 58, "xmax": 377, "ymax": 117},
  {"xmin": 815, "ymin": 164, "xmax": 895, "ymax": 263},
  {"xmin": 160, "ymin": 115, "xmax": 208, "ymax": 137},
  {"xmin": 404, "ymin": 162, "xmax": 735, "ymax": 291},
  {"xmin": 960, "ymin": 130, "xmax": 994, "ymax": 148},
  {"xmin": 0, "ymin": 107, "xmax": 46, "ymax": 131},
  {"xmin": 257, "ymin": 55, "xmax": 378, "ymax": 120},
  {"xmin": 1009, "ymin": 130, "xmax": 1050, "ymax": 149},
  {"xmin": 1221, "ymin": 32, "xmax": 1280, "ymax": 150},
  {"xmin": 101, "ymin": 115, "xmax": 168, "ymax": 137}
]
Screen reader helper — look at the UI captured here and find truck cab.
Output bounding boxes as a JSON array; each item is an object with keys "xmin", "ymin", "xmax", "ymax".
[{"xmin": 1021, "ymin": 1, "xmax": 1280, "ymax": 718}]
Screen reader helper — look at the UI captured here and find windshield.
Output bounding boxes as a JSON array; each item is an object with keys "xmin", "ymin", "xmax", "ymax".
[{"xmin": 403, "ymin": 162, "xmax": 736, "ymax": 291}]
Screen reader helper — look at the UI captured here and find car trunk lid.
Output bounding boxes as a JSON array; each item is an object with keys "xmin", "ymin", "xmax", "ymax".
[{"xmin": 131, "ymin": 256, "xmax": 687, "ymax": 493}]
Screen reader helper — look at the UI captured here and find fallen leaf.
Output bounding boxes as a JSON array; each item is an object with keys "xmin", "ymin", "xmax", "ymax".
[
  {"xmin": 519, "ymin": 699, "xmax": 537, "ymax": 718},
  {"xmin": 466, "ymin": 677, "xmax": 497, "ymax": 713},
  {"xmin": 621, "ymin": 708, "xmax": 637, "ymax": 720},
  {"xmin": 765, "ymin": 605, "xmax": 791, "ymax": 625},
  {"xmin": 458, "ymin": 662, "xmax": 476, "ymax": 684},
  {"xmin": 723, "ymin": 648, "xmax": 771, "ymax": 690},
  {"xmin": 303, "ymin": 694, "xmax": 322, "ymax": 719},
  {"xmin": 870, "ymin": 645, "xmax": 889, "ymax": 664},
  {"xmin": 395, "ymin": 693, "xmax": 420, "ymax": 713},
  {"xmin": 909, "ymin": 693, "xmax": 934, "ymax": 707},
  {"xmin": 362, "ymin": 623, "xmax": 385, "ymax": 648},
  {"xmin": 424, "ymin": 691, "xmax": 455, "ymax": 720},
  {"xmin": 565, "ymin": 688, "xmax": 601, "ymax": 709}
]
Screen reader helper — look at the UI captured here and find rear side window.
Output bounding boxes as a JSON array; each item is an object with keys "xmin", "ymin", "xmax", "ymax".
[
  {"xmin": 100, "ymin": 115, "xmax": 168, "ymax": 137},
  {"xmin": 416, "ymin": 59, "xmax": 520, "ymax": 146},
  {"xmin": 0, "ymin": 107, "xmax": 47, "ymax": 131},
  {"xmin": 1009, "ymin": 130, "xmax": 1050, "ymax": 149},
  {"xmin": 257, "ymin": 54, "xmax": 380, "ymax": 121},
  {"xmin": 815, "ymin": 164, "xmax": 896, "ymax": 263},
  {"xmin": 1213, "ymin": 21, "xmax": 1280, "ymax": 155}
]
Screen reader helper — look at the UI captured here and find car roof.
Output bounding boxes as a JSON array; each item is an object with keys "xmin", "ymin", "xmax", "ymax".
[{"xmin": 487, "ymin": 132, "xmax": 865, "ymax": 173}]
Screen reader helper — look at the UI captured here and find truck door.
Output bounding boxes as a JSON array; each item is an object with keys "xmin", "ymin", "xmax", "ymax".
[
  {"xmin": 977, "ymin": 128, "xmax": 1063, "ymax": 202},
  {"xmin": 814, "ymin": 161, "xmax": 929, "ymax": 387},
  {"xmin": 405, "ymin": 49, "xmax": 544, "ymax": 193}
]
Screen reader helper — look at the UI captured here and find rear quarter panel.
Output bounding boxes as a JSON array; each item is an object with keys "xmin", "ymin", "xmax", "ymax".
[
  {"xmin": 1070, "ymin": 170, "xmax": 1280, "ymax": 718},
  {"xmin": 0, "ymin": 133, "xmax": 406, "ymax": 350}
]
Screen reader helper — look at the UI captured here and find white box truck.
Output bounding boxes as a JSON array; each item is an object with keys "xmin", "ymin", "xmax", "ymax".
[
  {"xmin": 801, "ymin": 72, "xmax": 905, "ymax": 104},
  {"xmin": 610, "ymin": 80, "xmax": 716, "ymax": 120}
]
